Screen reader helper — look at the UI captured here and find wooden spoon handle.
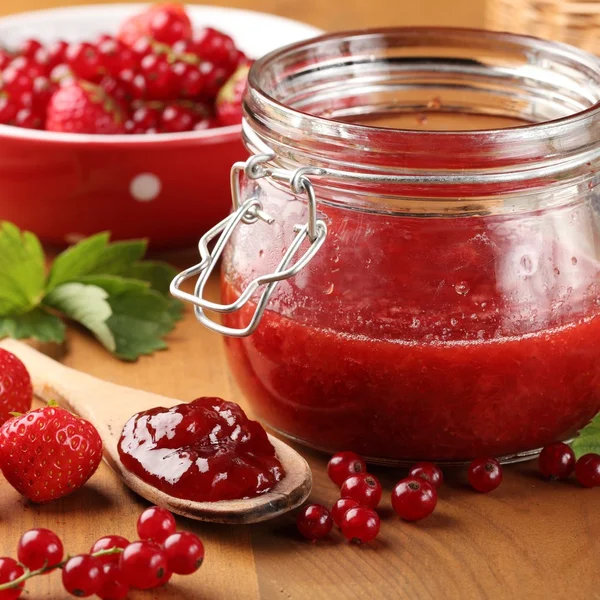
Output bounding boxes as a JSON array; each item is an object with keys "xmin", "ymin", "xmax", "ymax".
[
  {"xmin": 0, "ymin": 339, "xmax": 176, "ymax": 461},
  {"xmin": 0, "ymin": 339, "xmax": 312, "ymax": 523}
]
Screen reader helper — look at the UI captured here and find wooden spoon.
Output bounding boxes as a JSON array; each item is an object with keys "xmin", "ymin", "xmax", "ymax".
[{"xmin": 0, "ymin": 339, "xmax": 312, "ymax": 524}]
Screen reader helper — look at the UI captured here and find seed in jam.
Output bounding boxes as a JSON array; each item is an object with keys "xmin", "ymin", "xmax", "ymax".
[{"xmin": 118, "ymin": 397, "xmax": 285, "ymax": 502}]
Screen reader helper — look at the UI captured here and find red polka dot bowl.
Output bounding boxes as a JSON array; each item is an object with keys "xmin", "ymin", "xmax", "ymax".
[{"xmin": 0, "ymin": 4, "xmax": 321, "ymax": 248}]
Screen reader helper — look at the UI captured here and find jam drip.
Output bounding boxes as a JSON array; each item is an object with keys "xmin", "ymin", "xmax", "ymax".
[{"xmin": 118, "ymin": 397, "xmax": 285, "ymax": 502}]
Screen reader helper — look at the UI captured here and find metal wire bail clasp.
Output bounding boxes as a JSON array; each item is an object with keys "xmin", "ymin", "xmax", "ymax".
[{"xmin": 170, "ymin": 154, "xmax": 328, "ymax": 337}]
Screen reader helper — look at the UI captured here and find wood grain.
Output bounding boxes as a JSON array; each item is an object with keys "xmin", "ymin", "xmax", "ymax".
[
  {"xmin": 0, "ymin": 339, "xmax": 312, "ymax": 524},
  {"xmin": 0, "ymin": 1, "xmax": 598, "ymax": 599},
  {"xmin": 0, "ymin": 275, "xmax": 598, "ymax": 600}
]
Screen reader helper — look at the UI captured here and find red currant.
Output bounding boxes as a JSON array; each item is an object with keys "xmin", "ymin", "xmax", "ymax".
[
  {"xmin": 17, "ymin": 528, "xmax": 63, "ymax": 572},
  {"xmin": 392, "ymin": 477, "xmax": 437, "ymax": 521},
  {"xmin": 14, "ymin": 108, "xmax": 43, "ymax": 129},
  {"xmin": 50, "ymin": 64, "xmax": 75, "ymax": 87},
  {"xmin": 66, "ymin": 42, "xmax": 104, "ymax": 81},
  {"xmin": 340, "ymin": 473, "xmax": 382, "ymax": 509},
  {"xmin": 127, "ymin": 105, "xmax": 160, "ymax": 133},
  {"xmin": 98, "ymin": 76, "xmax": 130, "ymax": 107},
  {"xmin": 202, "ymin": 65, "xmax": 228, "ymax": 99},
  {"xmin": 172, "ymin": 62, "xmax": 206, "ymax": 98},
  {"xmin": 97, "ymin": 39, "xmax": 136, "ymax": 77},
  {"xmin": 296, "ymin": 504, "xmax": 333, "ymax": 541},
  {"xmin": 96, "ymin": 564, "xmax": 129, "ymax": 600},
  {"xmin": 575, "ymin": 453, "xmax": 600, "ymax": 487},
  {"xmin": 131, "ymin": 37, "xmax": 153, "ymax": 62},
  {"xmin": 96, "ymin": 33, "xmax": 114, "ymax": 44},
  {"xmin": 408, "ymin": 462, "xmax": 444, "ymax": 489},
  {"xmin": 538, "ymin": 442, "xmax": 576, "ymax": 480},
  {"xmin": 140, "ymin": 53, "xmax": 175, "ymax": 100},
  {"xmin": 90, "ymin": 535, "xmax": 130, "ymax": 565},
  {"xmin": 331, "ymin": 498, "xmax": 360, "ymax": 527},
  {"xmin": 0, "ymin": 49, "xmax": 12, "ymax": 70},
  {"xmin": 0, "ymin": 557, "xmax": 25, "ymax": 600},
  {"xmin": 17, "ymin": 39, "xmax": 42, "ymax": 60},
  {"xmin": 468, "ymin": 457, "xmax": 503, "ymax": 493},
  {"xmin": 1, "ymin": 67, "xmax": 34, "ymax": 98},
  {"xmin": 130, "ymin": 74, "xmax": 148, "ymax": 99},
  {"xmin": 12, "ymin": 56, "xmax": 47, "ymax": 79},
  {"xmin": 340, "ymin": 506, "xmax": 380, "ymax": 544},
  {"xmin": 148, "ymin": 8, "xmax": 192, "ymax": 45},
  {"xmin": 163, "ymin": 532, "xmax": 205, "ymax": 575},
  {"xmin": 119, "ymin": 541, "xmax": 169, "ymax": 590},
  {"xmin": 31, "ymin": 76, "xmax": 54, "ymax": 111},
  {"xmin": 0, "ymin": 94, "xmax": 18, "ymax": 124},
  {"xmin": 327, "ymin": 451, "xmax": 367, "ymax": 486},
  {"xmin": 192, "ymin": 28, "xmax": 235, "ymax": 66},
  {"xmin": 62, "ymin": 555, "xmax": 104, "ymax": 598},
  {"xmin": 160, "ymin": 104, "xmax": 195, "ymax": 133},
  {"xmin": 193, "ymin": 115, "xmax": 219, "ymax": 130},
  {"xmin": 171, "ymin": 39, "xmax": 194, "ymax": 55},
  {"xmin": 137, "ymin": 506, "xmax": 176, "ymax": 544},
  {"xmin": 47, "ymin": 40, "xmax": 69, "ymax": 69}
]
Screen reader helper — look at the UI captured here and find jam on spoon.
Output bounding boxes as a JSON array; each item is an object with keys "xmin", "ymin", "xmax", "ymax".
[{"xmin": 118, "ymin": 397, "xmax": 285, "ymax": 502}]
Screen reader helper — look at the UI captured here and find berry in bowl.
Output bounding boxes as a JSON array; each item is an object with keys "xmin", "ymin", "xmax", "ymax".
[{"xmin": 0, "ymin": 3, "xmax": 320, "ymax": 248}]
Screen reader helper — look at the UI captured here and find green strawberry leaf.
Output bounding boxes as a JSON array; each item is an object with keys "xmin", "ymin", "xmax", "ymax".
[
  {"xmin": 46, "ymin": 233, "xmax": 147, "ymax": 293},
  {"xmin": 1, "ymin": 224, "xmax": 181, "ymax": 361},
  {"xmin": 44, "ymin": 282, "xmax": 116, "ymax": 352},
  {"xmin": 0, "ymin": 308, "xmax": 66, "ymax": 343},
  {"xmin": 0, "ymin": 222, "xmax": 46, "ymax": 317},
  {"xmin": 124, "ymin": 261, "xmax": 184, "ymax": 320},
  {"xmin": 50, "ymin": 275, "xmax": 178, "ymax": 361},
  {"xmin": 571, "ymin": 414, "xmax": 600, "ymax": 458}
]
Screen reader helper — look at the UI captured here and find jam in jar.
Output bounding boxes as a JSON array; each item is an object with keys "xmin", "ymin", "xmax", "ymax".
[{"xmin": 174, "ymin": 28, "xmax": 600, "ymax": 463}]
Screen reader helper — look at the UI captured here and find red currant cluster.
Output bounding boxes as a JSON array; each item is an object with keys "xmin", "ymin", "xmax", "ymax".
[
  {"xmin": 297, "ymin": 451, "xmax": 507, "ymax": 544},
  {"xmin": 539, "ymin": 442, "xmax": 600, "ymax": 487},
  {"xmin": 0, "ymin": 506, "xmax": 204, "ymax": 599},
  {"xmin": 0, "ymin": 3, "xmax": 247, "ymax": 133}
]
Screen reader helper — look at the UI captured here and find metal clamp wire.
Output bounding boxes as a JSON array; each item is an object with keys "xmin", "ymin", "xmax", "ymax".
[{"xmin": 193, "ymin": 219, "xmax": 327, "ymax": 337}]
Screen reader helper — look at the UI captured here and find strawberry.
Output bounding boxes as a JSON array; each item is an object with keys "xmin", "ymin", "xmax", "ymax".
[
  {"xmin": 46, "ymin": 81, "xmax": 126, "ymax": 134},
  {"xmin": 0, "ymin": 404, "xmax": 103, "ymax": 503},
  {"xmin": 0, "ymin": 349, "xmax": 32, "ymax": 425},
  {"xmin": 117, "ymin": 3, "xmax": 192, "ymax": 48},
  {"xmin": 215, "ymin": 63, "xmax": 250, "ymax": 126}
]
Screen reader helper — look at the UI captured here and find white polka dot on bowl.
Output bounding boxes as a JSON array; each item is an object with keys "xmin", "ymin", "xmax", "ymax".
[{"xmin": 130, "ymin": 173, "xmax": 162, "ymax": 202}]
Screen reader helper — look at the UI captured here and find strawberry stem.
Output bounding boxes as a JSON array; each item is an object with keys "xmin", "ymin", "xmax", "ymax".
[{"xmin": 0, "ymin": 547, "xmax": 123, "ymax": 591}]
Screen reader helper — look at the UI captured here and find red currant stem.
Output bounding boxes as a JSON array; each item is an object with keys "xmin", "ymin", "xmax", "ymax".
[
  {"xmin": 149, "ymin": 38, "xmax": 201, "ymax": 65},
  {"xmin": 0, "ymin": 548, "xmax": 123, "ymax": 591}
]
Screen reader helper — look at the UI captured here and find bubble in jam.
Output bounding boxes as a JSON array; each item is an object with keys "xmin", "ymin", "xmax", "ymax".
[
  {"xmin": 118, "ymin": 397, "xmax": 285, "ymax": 502},
  {"xmin": 454, "ymin": 281, "xmax": 470, "ymax": 296}
]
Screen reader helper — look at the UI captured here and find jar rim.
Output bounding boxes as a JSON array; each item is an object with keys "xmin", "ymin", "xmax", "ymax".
[{"xmin": 245, "ymin": 27, "xmax": 600, "ymax": 189}]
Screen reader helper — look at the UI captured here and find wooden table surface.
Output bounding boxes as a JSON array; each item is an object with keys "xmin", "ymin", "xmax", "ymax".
[
  {"xmin": 0, "ymin": 274, "xmax": 598, "ymax": 600},
  {"xmin": 1, "ymin": 0, "xmax": 598, "ymax": 599}
]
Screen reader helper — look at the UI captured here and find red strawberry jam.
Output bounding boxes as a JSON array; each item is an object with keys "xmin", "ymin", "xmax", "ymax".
[
  {"xmin": 118, "ymin": 397, "xmax": 285, "ymax": 501},
  {"xmin": 220, "ymin": 181, "xmax": 600, "ymax": 462}
]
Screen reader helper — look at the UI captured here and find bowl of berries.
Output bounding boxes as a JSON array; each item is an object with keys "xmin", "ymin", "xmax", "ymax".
[{"xmin": 0, "ymin": 3, "xmax": 321, "ymax": 248}]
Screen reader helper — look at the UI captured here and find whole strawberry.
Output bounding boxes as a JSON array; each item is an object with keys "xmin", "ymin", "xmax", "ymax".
[
  {"xmin": 215, "ymin": 64, "xmax": 250, "ymax": 126},
  {"xmin": 0, "ymin": 349, "xmax": 32, "ymax": 425},
  {"xmin": 46, "ymin": 81, "xmax": 126, "ymax": 134},
  {"xmin": 0, "ymin": 404, "xmax": 103, "ymax": 503}
]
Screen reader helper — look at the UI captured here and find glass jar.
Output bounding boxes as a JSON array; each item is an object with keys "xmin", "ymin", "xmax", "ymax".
[{"xmin": 172, "ymin": 28, "xmax": 600, "ymax": 464}]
